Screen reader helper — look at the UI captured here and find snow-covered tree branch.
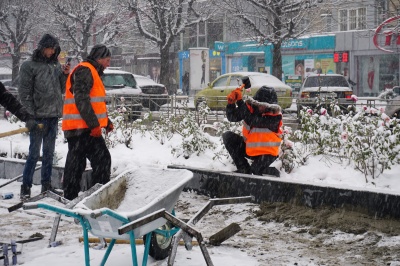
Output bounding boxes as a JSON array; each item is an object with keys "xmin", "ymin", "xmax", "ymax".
[
  {"xmin": 124, "ymin": 0, "xmax": 215, "ymax": 90},
  {"xmin": 44, "ymin": 0, "xmax": 127, "ymax": 59},
  {"xmin": 215, "ymin": 0, "xmax": 321, "ymax": 78},
  {"xmin": 0, "ymin": 0, "xmax": 44, "ymax": 81}
]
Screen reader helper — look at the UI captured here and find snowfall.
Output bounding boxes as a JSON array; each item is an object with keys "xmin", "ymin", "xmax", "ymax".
[{"xmin": 0, "ymin": 106, "xmax": 400, "ymax": 266}]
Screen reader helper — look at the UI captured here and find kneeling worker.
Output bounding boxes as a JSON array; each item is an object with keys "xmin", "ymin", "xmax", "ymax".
[{"xmin": 222, "ymin": 84, "xmax": 282, "ymax": 177}]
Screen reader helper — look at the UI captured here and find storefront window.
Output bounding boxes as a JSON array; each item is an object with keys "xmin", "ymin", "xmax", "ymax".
[
  {"xmin": 282, "ymin": 54, "xmax": 336, "ymax": 79},
  {"xmin": 356, "ymin": 55, "xmax": 399, "ymax": 96}
]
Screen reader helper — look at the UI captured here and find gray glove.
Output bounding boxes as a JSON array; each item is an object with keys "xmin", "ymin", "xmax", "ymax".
[{"xmin": 25, "ymin": 119, "xmax": 37, "ymax": 131}]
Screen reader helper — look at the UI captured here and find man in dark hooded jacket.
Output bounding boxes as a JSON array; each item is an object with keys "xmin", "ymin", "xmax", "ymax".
[
  {"xmin": 62, "ymin": 44, "xmax": 113, "ymax": 200},
  {"xmin": 18, "ymin": 33, "xmax": 70, "ymax": 199},
  {"xmin": 223, "ymin": 86, "xmax": 282, "ymax": 177}
]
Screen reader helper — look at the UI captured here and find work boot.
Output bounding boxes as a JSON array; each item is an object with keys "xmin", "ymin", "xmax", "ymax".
[
  {"xmin": 41, "ymin": 182, "xmax": 63, "ymax": 196},
  {"xmin": 234, "ymin": 165, "xmax": 252, "ymax": 175},
  {"xmin": 264, "ymin": 167, "xmax": 280, "ymax": 177},
  {"xmin": 20, "ymin": 185, "xmax": 31, "ymax": 200}
]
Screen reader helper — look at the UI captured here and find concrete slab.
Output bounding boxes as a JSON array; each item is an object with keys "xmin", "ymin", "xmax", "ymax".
[
  {"xmin": 168, "ymin": 165, "xmax": 400, "ymax": 219},
  {"xmin": 0, "ymin": 157, "xmax": 92, "ymax": 191}
]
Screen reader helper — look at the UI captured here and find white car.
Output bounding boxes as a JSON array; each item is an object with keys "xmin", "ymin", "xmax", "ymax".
[
  {"xmin": 102, "ymin": 68, "xmax": 168, "ymax": 111},
  {"xmin": 102, "ymin": 68, "xmax": 143, "ymax": 119},
  {"xmin": 297, "ymin": 74, "xmax": 354, "ymax": 115},
  {"xmin": 133, "ymin": 74, "xmax": 169, "ymax": 111},
  {"xmin": 102, "ymin": 68, "xmax": 142, "ymax": 96}
]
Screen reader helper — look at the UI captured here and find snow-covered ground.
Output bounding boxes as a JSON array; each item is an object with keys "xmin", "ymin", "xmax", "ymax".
[{"xmin": 0, "ymin": 114, "xmax": 400, "ymax": 265}]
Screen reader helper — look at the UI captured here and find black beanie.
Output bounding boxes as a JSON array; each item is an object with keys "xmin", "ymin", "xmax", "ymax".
[
  {"xmin": 87, "ymin": 44, "xmax": 111, "ymax": 61},
  {"xmin": 38, "ymin": 34, "xmax": 59, "ymax": 49},
  {"xmin": 253, "ymin": 86, "xmax": 278, "ymax": 104}
]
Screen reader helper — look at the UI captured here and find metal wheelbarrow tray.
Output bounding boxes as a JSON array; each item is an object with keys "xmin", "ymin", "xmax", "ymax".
[{"xmin": 23, "ymin": 166, "xmax": 193, "ymax": 266}]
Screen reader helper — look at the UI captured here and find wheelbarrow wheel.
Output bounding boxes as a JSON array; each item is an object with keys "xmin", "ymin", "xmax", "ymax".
[{"xmin": 143, "ymin": 222, "xmax": 173, "ymax": 260}]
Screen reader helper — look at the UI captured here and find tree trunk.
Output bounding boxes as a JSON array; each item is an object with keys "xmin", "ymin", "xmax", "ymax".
[
  {"xmin": 160, "ymin": 45, "xmax": 170, "ymax": 92},
  {"xmin": 272, "ymin": 41, "xmax": 282, "ymax": 80},
  {"xmin": 11, "ymin": 54, "xmax": 20, "ymax": 83},
  {"xmin": 272, "ymin": 10, "xmax": 283, "ymax": 80}
]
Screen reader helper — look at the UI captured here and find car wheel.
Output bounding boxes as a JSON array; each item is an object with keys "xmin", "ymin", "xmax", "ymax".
[{"xmin": 143, "ymin": 222, "xmax": 173, "ymax": 260}]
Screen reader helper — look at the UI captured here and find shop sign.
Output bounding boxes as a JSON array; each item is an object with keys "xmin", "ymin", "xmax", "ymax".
[
  {"xmin": 179, "ymin": 51, "xmax": 190, "ymax": 59},
  {"xmin": 214, "ymin": 41, "xmax": 225, "ymax": 51},
  {"xmin": 282, "ymin": 39, "xmax": 308, "ymax": 49}
]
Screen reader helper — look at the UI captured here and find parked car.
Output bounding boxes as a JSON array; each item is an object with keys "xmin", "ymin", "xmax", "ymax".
[
  {"xmin": 297, "ymin": 74, "xmax": 354, "ymax": 116},
  {"xmin": 102, "ymin": 68, "xmax": 143, "ymax": 120},
  {"xmin": 194, "ymin": 72, "xmax": 292, "ymax": 110},
  {"xmin": 102, "ymin": 68, "xmax": 169, "ymax": 113},
  {"xmin": 133, "ymin": 74, "xmax": 169, "ymax": 111},
  {"xmin": 382, "ymin": 86, "xmax": 400, "ymax": 118}
]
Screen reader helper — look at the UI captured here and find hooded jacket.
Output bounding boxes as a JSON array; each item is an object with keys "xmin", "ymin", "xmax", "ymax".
[
  {"xmin": 225, "ymin": 86, "xmax": 283, "ymax": 157},
  {"xmin": 18, "ymin": 34, "xmax": 67, "ymax": 118},
  {"xmin": 226, "ymin": 98, "xmax": 282, "ymax": 133},
  {"xmin": 242, "ymin": 98, "xmax": 283, "ymax": 156}
]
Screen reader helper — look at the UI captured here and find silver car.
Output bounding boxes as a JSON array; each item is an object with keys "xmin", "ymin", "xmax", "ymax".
[{"xmin": 297, "ymin": 74, "xmax": 354, "ymax": 115}]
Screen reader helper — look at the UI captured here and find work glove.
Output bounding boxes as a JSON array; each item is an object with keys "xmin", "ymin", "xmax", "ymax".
[
  {"xmin": 227, "ymin": 87, "xmax": 243, "ymax": 104},
  {"xmin": 25, "ymin": 119, "xmax": 38, "ymax": 131},
  {"xmin": 234, "ymin": 87, "xmax": 243, "ymax": 101},
  {"xmin": 227, "ymin": 90, "xmax": 237, "ymax": 104},
  {"xmin": 106, "ymin": 118, "xmax": 114, "ymax": 134},
  {"xmin": 90, "ymin": 126, "xmax": 102, "ymax": 138}
]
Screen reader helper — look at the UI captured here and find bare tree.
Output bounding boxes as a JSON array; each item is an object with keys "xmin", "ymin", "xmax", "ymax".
[
  {"xmin": 0, "ymin": 0, "xmax": 44, "ymax": 81},
  {"xmin": 44, "ymin": 0, "xmax": 128, "ymax": 59},
  {"xmin": 217, "ymin": 0, "xmax": 321, "ymax": 79},
  {"xmin": 125, "ymin": 0, "xmax": 215, "ymax": 88}
]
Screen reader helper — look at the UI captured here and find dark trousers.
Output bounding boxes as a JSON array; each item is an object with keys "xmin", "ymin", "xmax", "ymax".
[
  {"xmin": 222, "ymin": 131, "xmax": 278, "ymax": 175},
  {"xmin": 63, "ymin": 132, "xmax": 111, "ymax": 200}
]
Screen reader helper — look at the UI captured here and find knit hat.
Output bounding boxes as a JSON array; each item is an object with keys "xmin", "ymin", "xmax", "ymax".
[
  {"xmin": 38, "ymin": 34, "xmax": 59, "ymax": 49},
  {"xmin": 87, "ymin": 44, "xmax": 111, "ymax": 61},
  {"xmin": 253, "ymin": 86, "xmax": 278, "ymax": 104}
]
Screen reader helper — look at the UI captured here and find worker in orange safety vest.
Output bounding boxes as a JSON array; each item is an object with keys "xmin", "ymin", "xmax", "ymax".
[
  {"xmin": 62, "ymin": 44, "xmax": 114, "ymax": 200},
  {"xmin": 222, "ymin": 86, "xmax": 283, "ymax": 177}
]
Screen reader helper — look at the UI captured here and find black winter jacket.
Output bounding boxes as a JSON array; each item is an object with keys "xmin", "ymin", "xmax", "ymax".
[
  {"xmin": 63, "ymin": 59, "xmax": 106, "ymax": 139},
  {"xmin": 0, "ymin": 82, "xmax": 31, "ymax": 122},
  {"xmin": 226, "ymin": 98, "xmax": 282, "ymax": 133},
  {"xmin": 18, "ymin": 36, "xmax": 67, "ymax": 118}
]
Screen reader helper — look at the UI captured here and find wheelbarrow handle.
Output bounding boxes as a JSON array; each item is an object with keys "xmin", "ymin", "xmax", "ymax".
[{"xmin": 0, "ymin": 124, "xmax": 44, "ymax": 138}]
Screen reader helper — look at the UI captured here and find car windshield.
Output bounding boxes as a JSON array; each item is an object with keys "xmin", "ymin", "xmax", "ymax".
[
  {"xmin": 304, "ymin": 76, "xmax": 349, "ymax": 87},
  {"xmin": 102, "ymin": 74, "xmax": 137, "ymax": 88},
  {"xmin": 134, "ymin": 76, "xmax": 159, "ymax": 86},
  {"xmin": 249, "ymin": 74, "xmax": 286, "ymax": 87}
]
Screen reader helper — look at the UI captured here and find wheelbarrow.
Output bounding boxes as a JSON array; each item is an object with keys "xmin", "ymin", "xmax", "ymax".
[{"xmin": 23, "ymin": 166, "xmax": 194, "ymax": 266}]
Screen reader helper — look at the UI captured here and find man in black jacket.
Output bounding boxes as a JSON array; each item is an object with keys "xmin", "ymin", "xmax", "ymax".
[
  {"xmin": 223, "ymin": 86, "xmax": 282, "ymax": 177},
  {"xmin": 62, "ymin": 44, "xmax": 113, "ymax": 200},
  {"xmin": 18, "ymin": 33, "xmax": 70, "ymax": 199},
  {"xmin": 0, "ymin": 82, "xmax": 35, "ymax": 128}
]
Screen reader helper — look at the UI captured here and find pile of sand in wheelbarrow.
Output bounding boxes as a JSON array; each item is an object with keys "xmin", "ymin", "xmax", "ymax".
[{"xmin": 77, "ymin": 166, "xmax": 192, "ymax": 214}]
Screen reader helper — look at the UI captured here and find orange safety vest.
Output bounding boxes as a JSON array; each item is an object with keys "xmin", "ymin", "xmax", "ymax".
[
  {"xmin": 242, "ymin": 104, "xmax": 283, "ymax": 157},
  {"xmin": 62, "ymin": 62, "xmax": 108, "ymax": 131}
]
